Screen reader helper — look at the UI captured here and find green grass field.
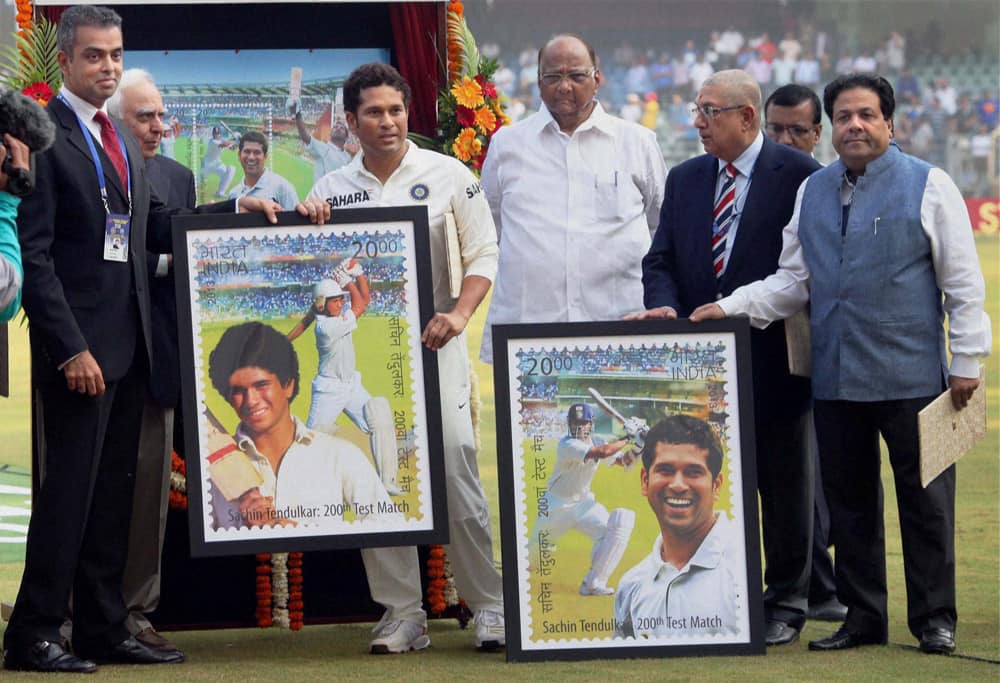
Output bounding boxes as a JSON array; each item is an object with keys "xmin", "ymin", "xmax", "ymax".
[{"xmin": 0, "ymin": 237, "xmax": 996, "ymax": 679}]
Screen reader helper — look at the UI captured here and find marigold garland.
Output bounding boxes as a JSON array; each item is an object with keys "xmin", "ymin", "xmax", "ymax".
[
  {"xmin": 288, "ymin": 552, "xmax": 304, "ymax": 630},
  {"xmin": 256, "ymin": 554, "xmax": 273, "ymax": 628},
  {"xmin": 426, "ymin": 545, "xmax": 448, "ymax": 614},
  {"xmin": 168, "ymin": 451, "xmax": 187, "ymax": 510},
  {"xmin": 15, "ymin": 0, "xmax": 33, "ymax": 32}
]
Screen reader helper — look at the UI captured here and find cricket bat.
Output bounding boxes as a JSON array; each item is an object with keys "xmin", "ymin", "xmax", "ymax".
[
  {"xmin": 289, "ymin": 66, "xmax": 302, "ymax": 99},
  {"xmin": 204, "ymin": 407, "xmax": 262, "ymax": 501},
  {"xmin": 587, "ymin": 387, "xmax": 628, "ymax": 426}
]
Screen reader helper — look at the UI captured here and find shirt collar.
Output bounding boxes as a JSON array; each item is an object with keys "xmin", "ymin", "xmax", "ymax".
[
  {"xmin": 535, "ymin": 101, "xmax": 614, "ymax": 138},
  {"xmin": 235, "ymin": 415, "xmax": 315, "ymax": 457},
  {"xmin": 59, "ymin": 85, "xmax": 105, "ymax": 122},
  {"xmin": 719, "ymin": 131, "xmax": 764, "ymax": 178},
  {"xmin": 651, "ymin": 512, "xmax": 729, "ymax": 577},
  {"xmin": 350, "ymin": 139, "xmax": 417, "ymax": 183}
]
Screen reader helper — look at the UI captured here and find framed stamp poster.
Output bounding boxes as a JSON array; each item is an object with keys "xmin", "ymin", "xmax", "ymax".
[
  {"xmin": 493, "ymin": 319, "xmax": 764, "ymax": 661},
  {"xmin": 173, "ymin": 206, "xmax": 446, "ymax": 556}
]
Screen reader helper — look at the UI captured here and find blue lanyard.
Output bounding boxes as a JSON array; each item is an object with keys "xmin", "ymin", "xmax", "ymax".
[{"xmin": 57, "ymin": 94, "xmax": 132, "ymax": 216}]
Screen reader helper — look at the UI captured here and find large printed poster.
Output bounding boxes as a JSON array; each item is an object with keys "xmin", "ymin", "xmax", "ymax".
[
  {"xmin": 172, "ymin": 207, "xmax": 446, "ymax": 556},
  {"xmin": 493, "ymin": 319, "xmax": 765, "ymax": 662},
  {"xmin": 130, "ymin": 48, "xmax": 389, "ymax": 205}
]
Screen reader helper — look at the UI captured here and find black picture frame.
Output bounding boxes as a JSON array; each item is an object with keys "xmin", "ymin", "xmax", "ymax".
[
  {"xmin": 492, "ymin": 318, "xmax": 764, "ymax": 662},
  {"xmin": 173, "ymin": 206, "xmax": 447, "ymax": 557}
]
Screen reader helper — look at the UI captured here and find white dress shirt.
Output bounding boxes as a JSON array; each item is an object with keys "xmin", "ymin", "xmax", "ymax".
[
  {"xmin": 718, "ymin": 166, "xmax": 991, "ymax": 379},
  {"xmin": 480, "ymin": 103, "xmax": 666, "ymax": 362}
]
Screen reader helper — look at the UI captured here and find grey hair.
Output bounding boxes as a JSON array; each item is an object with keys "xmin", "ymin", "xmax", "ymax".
[
  {"xmin": 107, "ymin": 68, "xmax": 156, "ymax": 118},
  {"xmin": 702, "ymin": 69, "xmax": 762, "ymax": 124}
]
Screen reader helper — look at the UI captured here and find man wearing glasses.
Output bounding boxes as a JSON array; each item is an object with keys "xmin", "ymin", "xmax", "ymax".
[
  {"xmin": 764, "ymin": 84, "xmax": 823, "ymax": 157},
  {"xmin": 632, "ymin": 69, "xmax": 821, "ymax": 646},
  {"xmin": 479, "ymin": 33, "xmax": 666, "ymax": 363}
]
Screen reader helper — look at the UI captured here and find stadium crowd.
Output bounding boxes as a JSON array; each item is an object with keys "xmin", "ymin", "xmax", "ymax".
[{"xmin": 481, "ymin": 20, "xmax": 997, "ymax": 194}]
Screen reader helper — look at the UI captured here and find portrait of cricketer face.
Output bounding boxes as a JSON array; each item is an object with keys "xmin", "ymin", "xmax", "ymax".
[
  {"xmin": 614, "ymin": 415, "xmax": 742, "ymax": 640},
  {"xmin": 640, "ymin": 418, "xmax": 723, "ymax": 544}
]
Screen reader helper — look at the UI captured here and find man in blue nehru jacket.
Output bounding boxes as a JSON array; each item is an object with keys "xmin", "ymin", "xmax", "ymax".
[{"xmin": 693, "ymin": 73, "xmax": 991, "ymax": 655}]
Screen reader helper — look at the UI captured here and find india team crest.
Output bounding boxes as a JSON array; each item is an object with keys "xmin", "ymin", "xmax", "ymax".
[{"xmin": 409, "ymin": 183, "xmax": 430, "ymax": 201}]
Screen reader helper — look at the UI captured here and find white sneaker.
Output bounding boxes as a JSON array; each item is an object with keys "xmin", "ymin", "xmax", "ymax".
[
  {"xmin": 369, "ymin": 620, "xmax": 430, "ymax": 654},
  {"xmin": 473, "ymin": 609, "xmax": 505, "ymax": 651},
  {"xmin": 579, "ymin": 581, "xmax": 614, "ymax": 596},
  {"xmin": 382, "ymin": 480, "xmax": 404, "ymax": 496}
]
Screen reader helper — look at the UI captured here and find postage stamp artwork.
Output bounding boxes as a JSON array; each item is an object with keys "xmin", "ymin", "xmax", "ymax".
[
  {"xmin": 503, "ymin": 331, "xmax": 752, "ymax": 651},
  {"xmin": 182, "ymin": 220, "xmax": 436, "ymax": 546}
]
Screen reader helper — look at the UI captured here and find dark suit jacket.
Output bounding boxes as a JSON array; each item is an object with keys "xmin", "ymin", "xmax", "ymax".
[
  {"xmin": 642, "ymin": 137, "xmax": 821, "ymax": 418},
  {"xmin": 19, "ymin": 97, "xmax": 232, "ymax": 384},
  {"xmin": 145, "ymin": 155, "xmax": 196, "ymax": 407}
]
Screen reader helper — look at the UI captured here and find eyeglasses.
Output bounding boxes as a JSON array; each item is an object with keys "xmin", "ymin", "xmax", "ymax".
[
  {"xmin": 765, "ymin": 123, "xmax": 816, "ymax": 138},
  {"xmin": 691, "ymin": 103, "xmax": 744, "ymax": 120},
  {"xmin": 539, "ymin": 68, "xmax": 596, "ymax": 87}
]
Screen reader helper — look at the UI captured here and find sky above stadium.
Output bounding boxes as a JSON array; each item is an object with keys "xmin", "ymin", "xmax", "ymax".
[{"xmin": 130, "ymin": 48, "xmax": 389, "ymax": 87}]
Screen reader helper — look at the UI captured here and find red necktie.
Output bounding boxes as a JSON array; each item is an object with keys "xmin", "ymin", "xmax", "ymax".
[
  {"xmin": 93, "ymin": 110, "xmax": 128, "ymax": 189},
  {"xmin": 711, "ymin": 163, "xmax": 738, "ymax": 280}
]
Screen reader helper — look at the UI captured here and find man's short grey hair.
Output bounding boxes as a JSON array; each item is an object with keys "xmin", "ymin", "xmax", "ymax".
[
  {"xmin": 107, "ymin": 68, "xmax": 156, "ymax": 118},
  {"xmin": 702, "ymin": 69, "xmax": 762, "ymax": 123},
  {"xmin": 56, "ymin": 5, "xmax": 122, "ymax": 55}
]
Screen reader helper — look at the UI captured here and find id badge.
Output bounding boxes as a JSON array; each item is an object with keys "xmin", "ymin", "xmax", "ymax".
[{"xmin": 103, "ymin": 213, "xmax": 131, "ymax": 262}]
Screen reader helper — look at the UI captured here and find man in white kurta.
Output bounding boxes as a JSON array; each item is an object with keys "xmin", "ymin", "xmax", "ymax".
[
  {"xmin": 479, "ymin": 34, "xmax": 666, "ymax": 362},
  {"xmin": 305, "ymin": 63, "xmax": 504, "ymax": 654}
]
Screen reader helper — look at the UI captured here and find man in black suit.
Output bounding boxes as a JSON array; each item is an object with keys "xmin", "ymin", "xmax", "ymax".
[
  {"xmin": 107, "ymin": 67, "xmax": 195, "ymax": 655},
  {"xmin": 1, "ymin": 6, "xmax": 300, "ymax": 673},
  {"xmin": 630, "ymin": 69, "xmax": 821, "ymax": 646}
]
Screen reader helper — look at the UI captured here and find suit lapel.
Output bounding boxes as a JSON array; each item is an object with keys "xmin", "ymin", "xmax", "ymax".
[{"xmin": 52, "ymin": 98, "xmax": 129, "ymax": 201}]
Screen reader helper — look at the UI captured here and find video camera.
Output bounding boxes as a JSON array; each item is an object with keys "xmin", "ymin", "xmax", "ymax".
[{"xmin": 0, "ymin": 88, "xmax": 57, "ymax": 196}]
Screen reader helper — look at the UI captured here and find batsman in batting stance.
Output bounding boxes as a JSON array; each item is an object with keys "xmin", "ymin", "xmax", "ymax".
[
  {"xmin": 528, "ymin": 399, "xmax": 641, "ymax": 596},
  {"xmin": 287, "ymin": 257, "xmax": 402, "ymax": 496}
]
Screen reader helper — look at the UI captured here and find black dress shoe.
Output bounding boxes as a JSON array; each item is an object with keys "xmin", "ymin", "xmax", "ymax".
[
  {"xmin": 808, "ymin": 597, "xmax": 849, "ymax": 622},
  {"xmin": 919, "ymin": 627, "xmax": 955, "ymax": 654},
  {"xmin": 808, "ymin": 626, "xmax": 885, "ymax": 651},
  {"xmin": 77, "ymin": 636, "xmax": 185, "ymax": 665},
  {"xmin": 764, "ymin": 619, "xmax": 800, "ymax": 646},
  {"xmin": 3, "ymin": 640, "xmax": 98, "ymax": 673}
]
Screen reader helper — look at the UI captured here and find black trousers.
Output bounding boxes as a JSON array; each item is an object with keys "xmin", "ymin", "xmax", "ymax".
[
  {"xmin": 809, "ymin": 443, "xmax": 838, "ymax": 604},
  {"xmin": 756, "ymin": 405, "xmax": 815, "ymax": 628},
  {"xmin": 813, "ymin": 397, "xmax": 956, "ymax": 640},
  {"xmin": 5, "ymin": 351, "xmax": 146, "ymax": 650}
]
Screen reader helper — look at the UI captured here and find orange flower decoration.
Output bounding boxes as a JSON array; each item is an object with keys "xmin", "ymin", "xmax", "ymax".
[
  {"xmin": 473, "ymin": 106, "xmax": 497, "ymax": 136},
  {"xmin": 15, "ymin": 0, "xmax": 33, "ymax": 31},
  {"xmin": 451, "ymin": 77, "xmax": 484, "ymax": 109},
  {"xmin": 451, "ymin": 128, "xmax": 482, "ymax": 162}
]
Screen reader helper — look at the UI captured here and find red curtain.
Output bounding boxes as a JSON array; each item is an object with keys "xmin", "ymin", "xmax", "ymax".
[{"xmin": 389, "ymin": 1, "xmax": 443, "ymax": 138}]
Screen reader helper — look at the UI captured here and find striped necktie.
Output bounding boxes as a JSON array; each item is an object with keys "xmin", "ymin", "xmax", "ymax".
[
  {"xmin": 93, "ymin": 110, "xmax": 129, "ymax": 189},
  {"xmin": 711, "ymin": 163, "xmax": 738, "ymax": 280}
]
